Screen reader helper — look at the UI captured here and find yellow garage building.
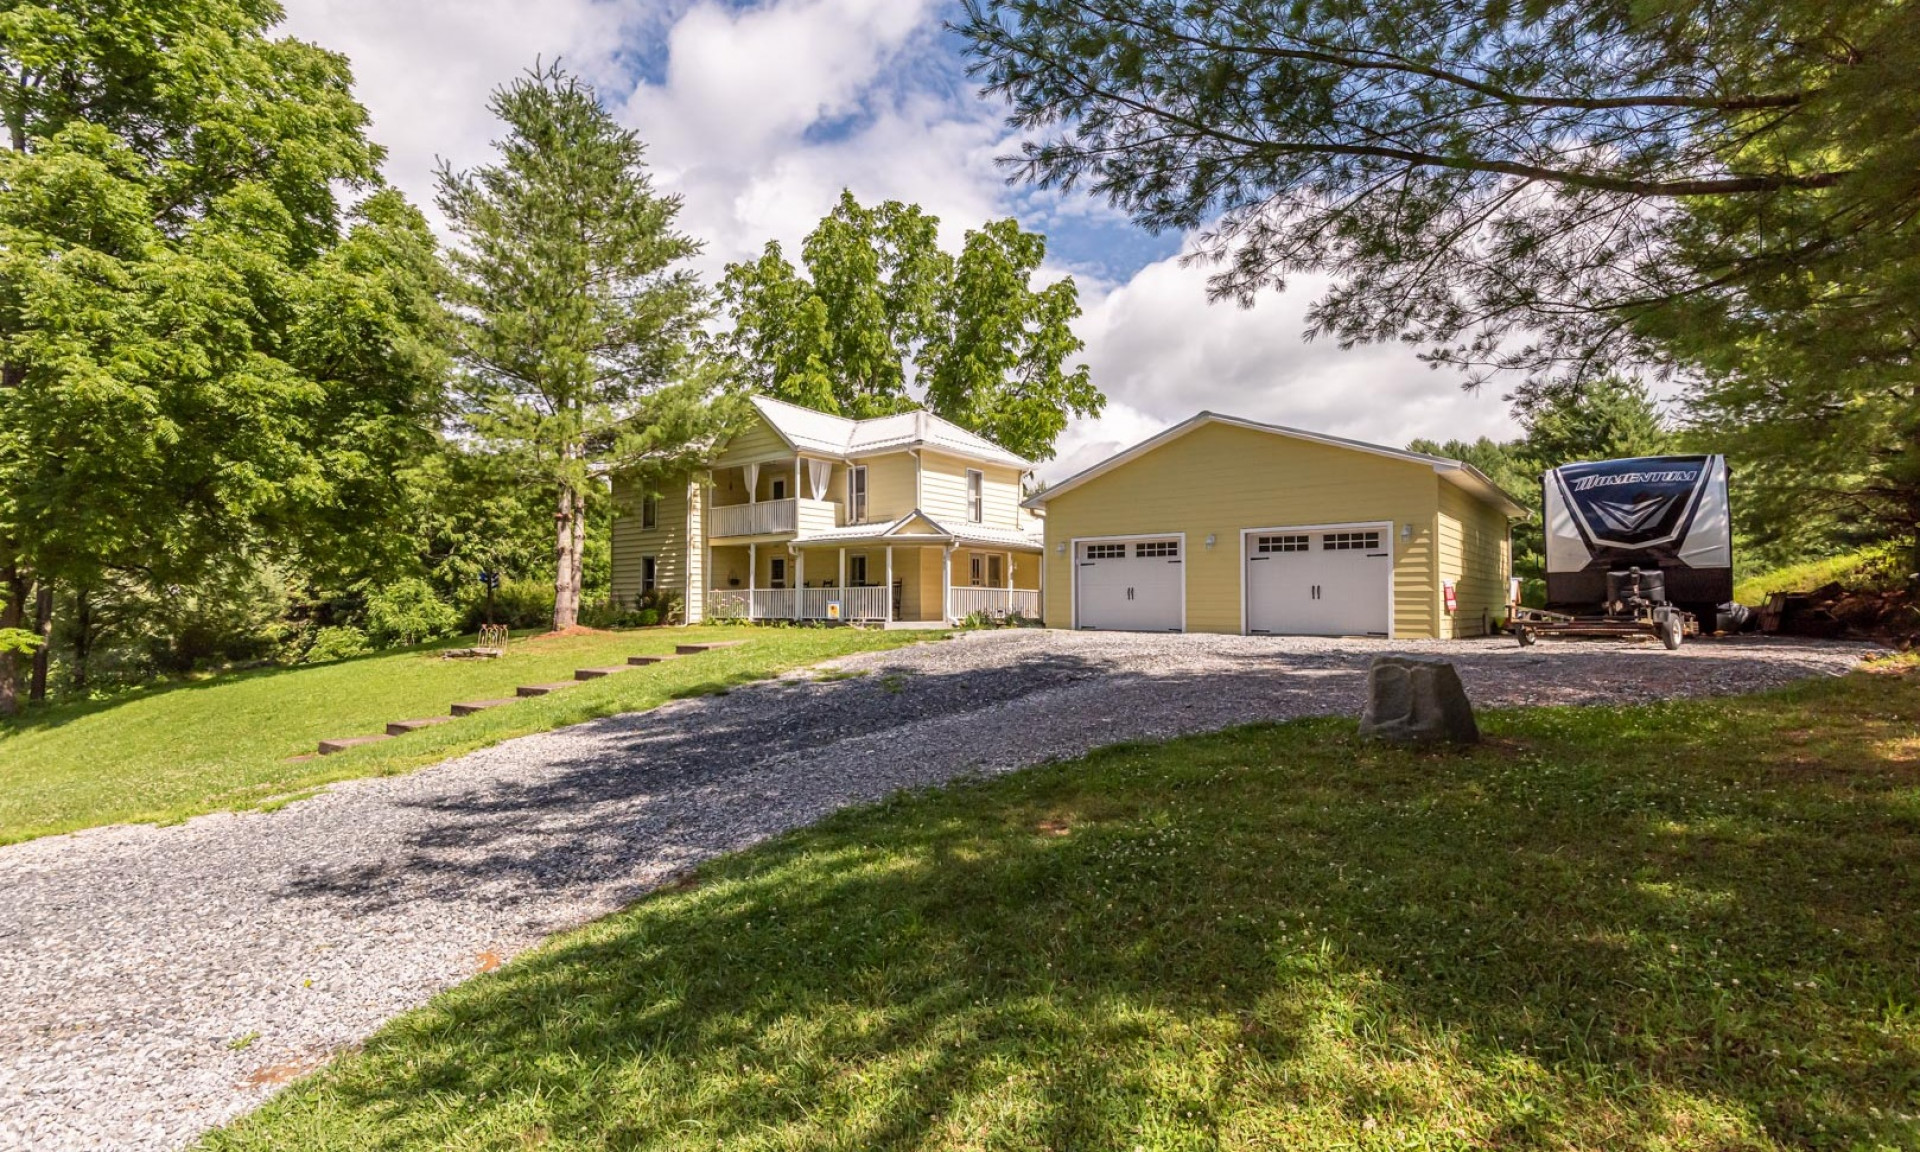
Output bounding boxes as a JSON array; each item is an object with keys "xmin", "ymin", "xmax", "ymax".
[{"xmin": 1024, "ymin": 412, "xmax": 1528, "ymax": 639}]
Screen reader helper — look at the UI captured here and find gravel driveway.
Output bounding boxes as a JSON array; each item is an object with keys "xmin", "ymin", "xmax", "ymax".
[{"xmin": 0, "ymin": 630, "xmax": 1871, "ymax": 1151}]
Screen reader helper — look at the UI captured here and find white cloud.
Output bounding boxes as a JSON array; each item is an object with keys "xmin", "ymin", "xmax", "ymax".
[
  {"xmin": 1045, "ymin": 250, "xmax": 1523, "ymax": 479},
  {"xmin": 279, "ymin": 0, "xmax": 1525, "ymax": 477},
  {"xmin": 277, "ymin": 0, "xmax": 652, "ymax": 220}
]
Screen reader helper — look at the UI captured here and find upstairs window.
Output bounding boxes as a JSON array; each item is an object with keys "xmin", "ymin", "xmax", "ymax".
[
  {"xmin": 849, "ymin": 465, "xmax": 868, "ymax": 522},
  {"xmin": 641, "ymin": 493, "xmax": 659, "ymax": 530},
  {"xmin": 770, "ymin": 477, "xmax": 787, "ymax": 501},
  {"xmin": 966, "ymin": 469, "xmax": 984, "ymax": 523}
]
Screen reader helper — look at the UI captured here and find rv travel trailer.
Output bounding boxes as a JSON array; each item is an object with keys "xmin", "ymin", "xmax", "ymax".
[{"xmin": 1513, "ymin": 455, "xmax": 1734, "ymax": 650}]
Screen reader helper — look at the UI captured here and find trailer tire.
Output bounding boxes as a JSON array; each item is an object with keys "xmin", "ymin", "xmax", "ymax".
[
  {"xmin": 1516, "ymin": 626, "xmax": 1536, "ymax": 648},
  {"xmin": 1657, "ymin": 611, "xmax": 1683, "ymax": 651}
]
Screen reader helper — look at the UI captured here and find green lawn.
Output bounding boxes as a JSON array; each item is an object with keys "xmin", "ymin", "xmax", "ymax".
[
  {"xmin": 204, "ymin": 658, "xmax": 1919, "ymax": 1152},
  {"xmin": 0, "ymin": 625, "xmax": 939, "ymax": 843}
]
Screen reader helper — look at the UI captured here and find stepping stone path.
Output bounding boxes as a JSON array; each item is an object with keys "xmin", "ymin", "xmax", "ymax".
[{"xmin": 309, "ymin": 641, "xmax": 748, "ymax": 756}]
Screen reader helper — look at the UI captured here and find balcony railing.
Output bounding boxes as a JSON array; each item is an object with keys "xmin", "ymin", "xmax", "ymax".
[
  {"xmin": 709, "ymin": 498, "xmax": 795, "ymax": 538},
  {"xmin": 948, "ymin": 587, "xmax": 1041, "ymax": 621},
  {"xmin": 708, "ymin": 497, "xmax": 843, "ymax": 539}
]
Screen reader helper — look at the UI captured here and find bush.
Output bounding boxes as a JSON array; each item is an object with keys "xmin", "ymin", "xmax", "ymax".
[
  {"xmin": 365, "ymin": 578, "xmax": 460, "ymax": 648},
  {"xmin": 460, "ymin": 577, "xmax": 556, "ymax": 631},
  {"xmin": 305, "ymin": 625, "xmax": 372, "ymax": 664}
]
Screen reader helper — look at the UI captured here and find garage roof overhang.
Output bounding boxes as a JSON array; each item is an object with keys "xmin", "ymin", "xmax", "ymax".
[{"xmin": 1024, "ymin": 411, "xmax": 1531, "ymax": 519}]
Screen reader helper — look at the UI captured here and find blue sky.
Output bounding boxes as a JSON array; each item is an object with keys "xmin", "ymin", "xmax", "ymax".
[{"xmin": 280, "ymin": 0, "xmax": 1520, "ymax": 476}]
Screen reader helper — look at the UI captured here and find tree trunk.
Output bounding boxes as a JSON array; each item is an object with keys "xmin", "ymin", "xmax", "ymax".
[
  {"xmin": 570, "ymin": 486, "xmax": 586, "ymax": 619},
  {"xmin": 0, "ymin": 563, "xmax": 23, "ymax": 717},
  {"xmin": 71, "ymin": 587, "xmax": 91, "ymax": 692},
  {"xmin": 29, "ymin": 580, "xmax": 51, "ymax": 702},
  {"xmin": 552, "ymin": 480, "xmax": 579, "ymax": 631}
]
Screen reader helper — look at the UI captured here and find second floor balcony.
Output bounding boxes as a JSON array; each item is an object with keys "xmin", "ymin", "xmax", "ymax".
[{"xmin": 708, "ymin": 496, "xmax": 841, "ymax": 539}]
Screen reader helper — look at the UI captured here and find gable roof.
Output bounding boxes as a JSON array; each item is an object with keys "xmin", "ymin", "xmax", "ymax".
[
  {"xmin": 1023, "ymin": 411, "xmax": 1530, "ymax": 518},
  {"xmin": 748, "ymin": 395, "xmax": 1032, "ymax": 469},
  {"xmin": 798, "ymin": 508, "xmax": 1045, "ymax": 551}
]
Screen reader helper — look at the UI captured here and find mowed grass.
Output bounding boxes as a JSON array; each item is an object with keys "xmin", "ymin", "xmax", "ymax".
[
  {"xmin": 206, "ymin": 658, "xmax": 1920, "ymax": 1152},
  {"xmin": 0, "ymin": 625, "xmax": 939, "ymax": 843}
]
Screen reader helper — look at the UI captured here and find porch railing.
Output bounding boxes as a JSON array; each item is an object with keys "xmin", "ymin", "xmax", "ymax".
[
  {"xmin": 708, "ymin": 585, "xmax": 892, "ymax": 622},
  {"xmin": 949, "ymin": 587, "xmax": 1041, "ymax": 621},
  {"xmin": 709, "ymin": 498, "xmax": 796, "ymax": 538}
]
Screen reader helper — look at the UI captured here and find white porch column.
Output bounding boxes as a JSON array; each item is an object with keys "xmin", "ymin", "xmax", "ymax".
[
  {"xmin": 838, "ymin": 547, "xmax": 847, "ymax": 590},
  {"xmin": 884, "ymin": 546, "xmax": 894, "ymax": 623},
  {"xmin": 748, "ymin": 542, "xmax": 758, "ymax": 620},
  {"xmin": 793, "ymin": 547, "xmax": 805, "ymax": 621},
  {"xmin": 942, "ymin": 546, "xmax": 954, "ymax": 622},
  {"xmin": 1006, "ymin": 551, "xmax": 1015, "ymax": 616},
  {"xmin": 794, "ymin": 456, "xmax": 802, "ymax": 501}
]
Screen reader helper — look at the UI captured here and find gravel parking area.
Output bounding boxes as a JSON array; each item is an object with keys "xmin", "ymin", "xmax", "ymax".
[{"xmin": 0, "ymin": 630, "xmax": 1871, "ymax": 1151}]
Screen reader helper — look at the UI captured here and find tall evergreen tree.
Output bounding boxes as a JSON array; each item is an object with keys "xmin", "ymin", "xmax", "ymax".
[
  {"xmin": 0, "ymin": 0, "xmax": 445, "ymax": 711},
  {"xmin": 719, "ymin": 191, "xmax": 1103, "ymax": 461},
  {"xmin": 437, "ymin": 62, "xmax": 711, "ymax": 631}
]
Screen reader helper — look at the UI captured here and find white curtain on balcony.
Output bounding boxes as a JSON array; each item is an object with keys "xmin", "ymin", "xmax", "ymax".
[
  {"xmin": 743, "ymin": 462, "xmax": 759, "ymax": 502},
  {"xmin": 807, "ymin": 458, "xmax": 831, "ymax": 500}
]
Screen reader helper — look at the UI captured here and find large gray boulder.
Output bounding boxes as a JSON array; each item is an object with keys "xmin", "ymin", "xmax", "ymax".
[{"xmin": 1358, "ymin": 655, "xmax": 1480, "ymax": 746}]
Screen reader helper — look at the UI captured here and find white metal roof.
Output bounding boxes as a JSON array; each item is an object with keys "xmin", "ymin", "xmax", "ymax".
[
  {"xmin": 1023, "ymin": 411, "xmax": 1530, "ymax": 518},
  {"xmin": 749, "ymin": 395, "xmax": 1033, "ymax": 469},
  {"xmin": 797, "ymin": 509, "xmax": 1045, "ymax": 551}
]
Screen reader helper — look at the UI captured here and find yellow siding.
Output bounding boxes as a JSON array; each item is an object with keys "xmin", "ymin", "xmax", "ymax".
[
  {"xmin": 857, "ymin": 454, "xmax": 919, "ymax": 524},
  {"xmin": 712, "ymin": 415, "xmax": 790, "ymax": 470},
  {"xmin": 1037, "ymin": 422, "xmax": 1443, "ymax": 638},
  {"xmin": 1437, "ymin": 481, "xmax": 1511, "ymax": 637},
  {"xmin": 920, "ymin": 452, "xmax": 1025, "ymax": 531},
  {"xmin": 610, "ymin": 473, "xmax": 691, "ymax": 609}
]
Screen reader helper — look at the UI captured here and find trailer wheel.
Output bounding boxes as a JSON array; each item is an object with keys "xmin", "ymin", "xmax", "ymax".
[
  {"xmin": 1657, "ymin": 611, "xmax": 1683, "ymax": 651},
  {"xmin": 1516, "ymin": 626, "xmax": 1536, "ymax": 648}
]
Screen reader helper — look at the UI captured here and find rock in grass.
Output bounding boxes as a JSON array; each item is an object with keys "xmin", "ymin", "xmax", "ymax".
[{"xmin": 1358, "ymin": 655, "xmax": 1480, "ymax": 746}]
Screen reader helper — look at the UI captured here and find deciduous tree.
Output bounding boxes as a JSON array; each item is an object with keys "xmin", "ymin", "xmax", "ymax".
[{"xmin": 720, "ymin": 191, "xmax": 1102, "ymax": 461}]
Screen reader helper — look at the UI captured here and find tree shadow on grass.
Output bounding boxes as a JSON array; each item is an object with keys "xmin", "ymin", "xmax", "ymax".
[{"xmin": 226, "ymin": 666, "xmax": 1920, "ymax": 1150}]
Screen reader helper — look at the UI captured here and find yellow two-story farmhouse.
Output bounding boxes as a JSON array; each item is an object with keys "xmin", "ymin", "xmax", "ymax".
[{"xmin": 609, "ymin": 395, "xmax": 1044, "ymax": 626}]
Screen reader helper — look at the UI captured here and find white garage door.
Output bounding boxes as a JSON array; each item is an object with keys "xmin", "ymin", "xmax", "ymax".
[
  {"xmin": 1245, "ymin": 526, "xmax": 1392, "ymax": 637},
  {"xmin": 1075, "ymin": 537, "xmax": 1184, "ymax": 631}
]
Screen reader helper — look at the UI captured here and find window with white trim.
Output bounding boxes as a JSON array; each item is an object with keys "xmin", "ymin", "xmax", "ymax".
[
  {"xmin": 849, "ymin": 554, "xmax": 869, "ymax": 586},
  {"xmin": 848, "ymin": 465, "xmax": 868, "ymax": 523},
  {"xmin": 769, "ymin": 557, "xmax": 787, "ymax": 589},
  {"xmin": 1084, "ymin": 543, "xmax": 1126, "ymax": 560},
  {"xmin": 770, "ymin": 477, "xmax": 787, "ymax": 501},
  {"xmin": 988, "ymin": 554, "xmax": 1004, "ymax": 586},
  {"xmin": 966, "ymin": 469, "xmax": 984, "ymax": 523},
  {"xmin": 641, "ymin": 494, "xmax": 658, "ymax": 530},
  {"xmin": 1135, "ymin": 540, "xmax": 1179, "ymax": 558},
  {"xmin": 1256, "ymin": 534, "xmax": 1309, "ymax": 553},
  {"xmin": 1323, "ymin": 530, "xmax": 1383, "ymax": 551},
  {"xmin": 641, "ymin": 556, "xmax": 658, "ymax": 593},
  {"xmin": 969, "ymin": 553, "xmax": 985, "ymax": 586}
]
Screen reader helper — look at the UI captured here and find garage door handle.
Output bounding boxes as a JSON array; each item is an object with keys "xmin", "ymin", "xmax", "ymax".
[{"xmin": 1368, "ymin": 552, "xmax": 1388, "ymax": 558}]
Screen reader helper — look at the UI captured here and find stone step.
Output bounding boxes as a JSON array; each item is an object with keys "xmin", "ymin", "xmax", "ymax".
[
  {"xmin": 450, "ymin": 698, "xmax": 518, "ymax": 717},
  {"xmin": 626, "ymin": 654, "xmax": 682, "ymax": 666},
  {"xmin": 675, "ymin": 640, "xmax": 749, "ymax": 655},
  {"xmin": 516, "ymin": 682, "xmax": 577, "ymax": 697},
  {"xmin": 317, "ymin": 734, "xmax": 394, "ymax": 756},
  {"xmin": 386, "ymin": 716, "xmax": 455, "ymax": 737},
  {"xmin": 574, "ymin": 666, "xmax": 631, "ymax": 681}
]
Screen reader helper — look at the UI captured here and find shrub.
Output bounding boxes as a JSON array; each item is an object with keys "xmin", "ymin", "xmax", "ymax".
[
  {"xmin": 305, "ymin": 625, "xmax": 372, "ymax": 663},
  {"xmin": 460, "ymin": 577, "xmax": 556, "ymax": 631},
  {"xmin": 365, "ymin": 578, "xmax": 460, "ymax": 648}
]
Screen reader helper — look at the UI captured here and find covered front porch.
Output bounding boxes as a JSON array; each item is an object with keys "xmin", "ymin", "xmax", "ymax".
[{"xmin": 704, "ymin": 522, "xmax": 1041, "ymax": 625}]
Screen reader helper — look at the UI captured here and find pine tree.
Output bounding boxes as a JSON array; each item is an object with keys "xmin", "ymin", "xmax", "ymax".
[{"xmin": 437, "ymin": 63, "xmax": 709, "ymax": 631}]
